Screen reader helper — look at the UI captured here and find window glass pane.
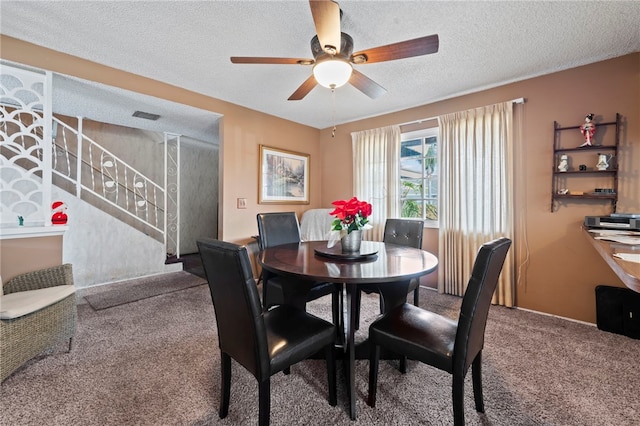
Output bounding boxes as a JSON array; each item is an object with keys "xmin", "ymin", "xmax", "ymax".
[
  {"xmin": 400, "ymin": 130, "xmax": 438, "ymax": 224},
  {"xmin": 401, "ymin": 139, "xmax": 422, "ymax": 159},
  {"xmin": 424, "ymin": 140, "xmax": 437, "ymax": 177},
  {"xmin": 424, "ymin": 199, "xmax": 438, "ymax": 220},
  {"xmin": 425, "ymin": 175, "xmax": 438, "ymax": 198},
  {"xmin": 401, "ymin": 177, "xmax": 422, "ymax": 198},
  {"xmin": 400, "ymin": 157, "xmax": 423, "ymax": 180},
  {"xmin": 401, "ymin": 199, "xmax": 423, "ymax": 218}
]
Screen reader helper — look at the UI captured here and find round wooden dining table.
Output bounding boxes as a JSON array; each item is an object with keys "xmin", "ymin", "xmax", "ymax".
[{"xmin": 257, "ymin": 240, "xmax": 438, "ymax": 420}]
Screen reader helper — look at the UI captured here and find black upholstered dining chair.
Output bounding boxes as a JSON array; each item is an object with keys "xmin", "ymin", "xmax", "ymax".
[
  {"xmin": 382, "ymin": 218, "xmax": 425, "ymax": 304},
  {"xmin": 197, "ymin": 238, "xmax": 337, "ymax": 426},
  {"xmin": 367, "ymin": 237, "xmax": 512, "ymax": 426},
  {"xmin": 355, "ymin": 218, "xmax": 424, "ymax": 329},
  {"xmin": 256, "ymin": 212, "xmax": 342, "ymax": 329}
]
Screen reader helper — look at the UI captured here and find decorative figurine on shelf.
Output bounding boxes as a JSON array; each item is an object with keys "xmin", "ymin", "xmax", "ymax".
[
  {"xmin": 557, "ymin": 154, "xmax": 569, "ymax": 172},
  {"xmin": 579, "ymin": 113, "xmax": 596, "ymax": 147},
  {"xmin": 596, "ymin": 153, "xmax": 611, "ymax": 171},
  {"xmin": 18, "ymin": 215, "xmax": 24, "ymax": 226},
  {"xmin": 51, "ymin": 200, "xmax": 68, "ymax": 225}
]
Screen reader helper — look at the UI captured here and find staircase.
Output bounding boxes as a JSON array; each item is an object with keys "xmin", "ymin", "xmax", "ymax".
[
  {"xmin": 49, "ymin": 115, "xmax": 180, "ymax": 253},
  {"xmin": 1, "ymin": 63, "xmax": 183, "ymax": 286}
]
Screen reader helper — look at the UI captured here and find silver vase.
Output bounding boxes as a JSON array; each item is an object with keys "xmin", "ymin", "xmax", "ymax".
[{"xmin": 341, "ymin": 230, "xmax": 362, "ymax": 253}]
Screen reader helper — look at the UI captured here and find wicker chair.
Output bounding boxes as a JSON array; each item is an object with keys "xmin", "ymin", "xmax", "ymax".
[{"xmin": 1, "ymin": 264, "xmax": 77, "ymax": 382}]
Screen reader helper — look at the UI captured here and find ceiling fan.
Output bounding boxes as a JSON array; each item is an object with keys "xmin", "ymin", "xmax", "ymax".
[{"xmin": 230, "ymin": 0, "xmax": 439, "ymax": 101}]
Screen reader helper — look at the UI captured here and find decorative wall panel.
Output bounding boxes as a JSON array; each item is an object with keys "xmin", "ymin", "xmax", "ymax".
[{"xmin": 0, "ymin": 64, "xmax": 52, "ymax": 227}]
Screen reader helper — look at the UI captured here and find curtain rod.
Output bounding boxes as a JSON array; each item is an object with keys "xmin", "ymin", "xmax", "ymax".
[{"xmin": 398, "ymin": 97, "xmax": 525, "ymax": 127}]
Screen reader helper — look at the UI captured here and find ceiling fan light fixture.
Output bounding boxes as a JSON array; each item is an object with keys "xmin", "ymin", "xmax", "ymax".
[{"xmin": 312, "ymin": 59, "xmax": 352, "ymax": 89}]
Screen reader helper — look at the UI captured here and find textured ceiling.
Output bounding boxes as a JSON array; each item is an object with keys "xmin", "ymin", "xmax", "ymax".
[{"xmin": 1, "ymin": 1, "xmax": 639, "ymax": 134}]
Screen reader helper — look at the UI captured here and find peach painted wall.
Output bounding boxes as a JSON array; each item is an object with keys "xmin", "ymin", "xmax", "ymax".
[
  {"xmin": 217, "ymin": 109, "xmax": 323, "ymax": 245},
  {"xmin": 319, "ymin": 53, "xmax": 640, "ymax": 323},
  {"xmin": 0, "ymin": 236, "xmax": 64, "ymax": 283}
]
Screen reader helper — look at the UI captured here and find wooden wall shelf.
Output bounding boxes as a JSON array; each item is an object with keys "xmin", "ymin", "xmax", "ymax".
[{"xmin": 551, "ymin": 113, "xmax": 620, "ymax": 212}]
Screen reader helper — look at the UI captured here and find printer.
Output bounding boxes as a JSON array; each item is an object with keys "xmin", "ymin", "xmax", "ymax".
[{"xmin": 584, "ymin": 213, "xmax": 640, "ymax": 231}]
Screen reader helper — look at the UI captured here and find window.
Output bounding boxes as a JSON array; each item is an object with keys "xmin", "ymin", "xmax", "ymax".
[{"xmin": 400, "ymin": 127, "xmax": 438, "ymax": 226}]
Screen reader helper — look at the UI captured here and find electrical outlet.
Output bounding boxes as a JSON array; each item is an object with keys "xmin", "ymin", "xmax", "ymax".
[{"xmin": 237, "ymin": 198, "xmax": 247, "ymax": 209}]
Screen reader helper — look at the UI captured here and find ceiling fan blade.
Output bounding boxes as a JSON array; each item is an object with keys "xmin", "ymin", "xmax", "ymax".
[
  {"xmin": 288, "ymin": 75, "xmax": 318, "ymax": 100},
  {"xmin": 309, "ymin": 0, "xmax": 342, "ymax": 54},
  {"xmin": 351, "ymin": 34, "xmax": 439, "ymax": 64},
  {"xmin": 350, "ymin": 69, "xmax": 387, "ymax": 99},
  {"xmin": 230, "ymin": 57, "xmax": 313, "ymax": 65}
]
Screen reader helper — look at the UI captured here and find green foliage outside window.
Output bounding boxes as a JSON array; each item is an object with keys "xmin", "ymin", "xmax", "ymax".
[
  {"xmin": 400, "ymin": 138, "xmax": 438, "ymax": 221},
  {"xmin": 401, "ymin": 181, "xmax": 422, "ymax": 218}
]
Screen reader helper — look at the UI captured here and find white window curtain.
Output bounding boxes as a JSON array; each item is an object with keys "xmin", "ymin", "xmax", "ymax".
[
  {"xmin": 351, "ymin": 125, "xmax": 401, "ymax": 241},
  {"xmin": 437, "ymin": 101, "xmax": 515, "ymax": 306}
]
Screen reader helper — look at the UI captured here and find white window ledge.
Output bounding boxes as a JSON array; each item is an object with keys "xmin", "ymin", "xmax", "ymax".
[
  {"xmin": 424, "ymin": 219, "xmax": 439, "ymax": 229},
  {"xmin": 0, "ymin": 226, "xmax": 68, "ymax": 240}
]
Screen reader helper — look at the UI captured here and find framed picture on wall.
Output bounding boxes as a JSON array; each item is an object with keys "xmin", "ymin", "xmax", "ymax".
[{"xmin": 259, "ymin": 145, "xmax": 309, "ymax": 204}]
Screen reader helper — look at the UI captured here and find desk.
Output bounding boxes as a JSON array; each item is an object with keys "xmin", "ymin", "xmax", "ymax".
[
  {"xmin": 583, "ymin": 227, "xmax": 640, "ymax": 293},
  {"xmin": 257, "ymin": 240, "xmax": 438, "ymax": 420}
]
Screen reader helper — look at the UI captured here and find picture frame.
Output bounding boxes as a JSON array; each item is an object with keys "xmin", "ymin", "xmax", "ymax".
[{"xmin": 259, "ymin": 145, "xmax": 310, "ymax": 204}]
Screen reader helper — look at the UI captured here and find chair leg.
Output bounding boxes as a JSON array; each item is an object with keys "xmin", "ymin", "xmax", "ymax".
[
  {"xmin": 326, "ymin": 345, "xmax": 337, "ymax": 406},
  {"xmin": 331, "ymin": 288, "xmax": 343, "ymax": 344},
  {"xmin": 220, "ymin": 352, "xmax": 231, "ymax": 419},
  {"xmin": 283, "ymin": 367, "xmax": 290, "ymax": 375},
  {"xmin": 399, "ymin": 355, "xmax": 407, "ymax": 374},
  {"xmin": 367, "ymin": 344, "xmax": 380, "ymax": 407},
  {"xmin": 394, "ymin": 286, "xmax": 419, "ymax": 373},
  {"xmin": 471, "ymin": 351, "xmax": 485, "ymax": 413},
  {"xmin": 452, "ymin": 373, "xmax": 465, "ymax": 426},
  {"xmin": 258, "ymin": 379, "xmax": 271, "ymax": 426},
  {"xmin": 67, "ymin": 337, "xmax": 74, "ymax": 352},
  {"xmin": 354, "ymin": 290, "xmax": 361, "ymax": 330}
]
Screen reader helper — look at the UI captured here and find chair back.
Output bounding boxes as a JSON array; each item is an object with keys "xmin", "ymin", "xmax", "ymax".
[
  {"xmin": 454, "ymin": 237, "xmax": 511, "ymax": 375},
  {"xmin": 197, "ymin": 238, "xmax": 269, "ymax": 380},
  {"xmin": 256, "ymin": 212, "xmax": 301, "ymax": 250},
  {"xmin": 383, "ymin": 218, "xmax": 424, "ymax": 248}
]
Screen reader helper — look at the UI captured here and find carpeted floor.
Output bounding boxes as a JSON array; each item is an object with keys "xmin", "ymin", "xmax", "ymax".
[
  {"xmin": 83, "ymin": 271, "xmax": 206, "ymax": 310},
  {"xmin": 1, "ymin": 274, "xmax": 639, "ymax": 425}
]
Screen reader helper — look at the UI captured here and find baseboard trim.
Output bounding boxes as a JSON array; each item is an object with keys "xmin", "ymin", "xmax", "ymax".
[
  {"xmin": 419, "ymin": 285, "xmax": 596, "ymax": 327},
  {"xmin": 514, "ymin": 306, "xmax": 596, "ymax": 327}
]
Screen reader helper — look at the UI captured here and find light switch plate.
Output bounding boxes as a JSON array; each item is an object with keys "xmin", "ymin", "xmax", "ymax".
[{"xmin": 237, "ymin": 198, "xmax": 247, "ymax": 209}]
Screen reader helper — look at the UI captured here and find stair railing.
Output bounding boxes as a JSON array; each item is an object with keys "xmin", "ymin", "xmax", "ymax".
[
  {"xmin": 51, "ymin": 116, "xmax": 180, "ymax": 256},
  {"xmin": 53, "ymin": 116, "xmax": 165, "ymax": 232}
]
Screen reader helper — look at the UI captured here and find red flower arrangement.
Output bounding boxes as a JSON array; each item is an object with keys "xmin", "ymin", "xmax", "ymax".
[{"xmin": 329, "ymin": 197, "xmax": 372, "ymax": 234}]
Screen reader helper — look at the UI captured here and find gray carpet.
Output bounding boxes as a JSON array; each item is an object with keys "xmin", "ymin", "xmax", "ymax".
[
  {"xmin": 1, "ymin": 274, "xmax": 639, "ymax": 425},
  {"xmin": 83, "ymin": 271, "xmax": 206, "ymax": 310}
]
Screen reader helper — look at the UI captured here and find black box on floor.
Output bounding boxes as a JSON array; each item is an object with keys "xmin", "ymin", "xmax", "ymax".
[{"xmin": 595, "ymin": 285, "xmax": 640, "ymax": 339}]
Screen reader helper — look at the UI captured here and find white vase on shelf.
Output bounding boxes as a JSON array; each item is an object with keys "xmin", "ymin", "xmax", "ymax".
[
  {"xmin": 596, "ymin": 154, "xmax": 611, "ymax": 171},
  {"xmin": 558, "ymin": 154, "xmax": 568, "ymax": 172}
]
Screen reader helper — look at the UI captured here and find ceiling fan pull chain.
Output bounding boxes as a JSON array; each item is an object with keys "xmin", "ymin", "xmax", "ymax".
[{"xmin": 331, "ymin": 88, "xmax": 337, "ymax": 138}]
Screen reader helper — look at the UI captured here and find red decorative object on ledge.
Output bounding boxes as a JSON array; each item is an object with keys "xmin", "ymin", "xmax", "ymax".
[{"xmin": 51, "ymin": 201, "xmax": 68, "ymax": 225}]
